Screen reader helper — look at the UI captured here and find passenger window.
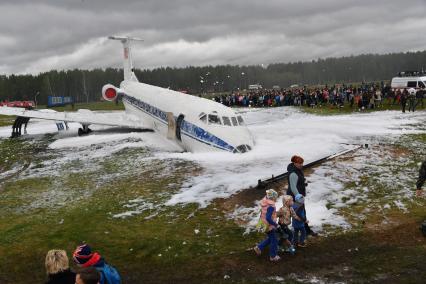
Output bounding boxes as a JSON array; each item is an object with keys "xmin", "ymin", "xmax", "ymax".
[
  {"xmin": 231, "ymin": 117, "xmax": 238, "ymax": 126},
  {"xmin": 199, "ymin": 112, "xmax": 207, "ymax": 123},
  {"xmin": 237, "ymin": 115, "xmax": 245, "ymax": 126},
  {"xmin": 208, "ymin": 114, "xmax": 222, "ymax": 125},
  {"xmin": 419, "ymin": 81, "xmax": 425, "ymax": 88},
  {"xmin": 222, "ymin": 116, "xmax": 231, "ymax": 126},
  {"xmin": 407, "ymin": 81, "xmax": 417, "ymax": 88}
]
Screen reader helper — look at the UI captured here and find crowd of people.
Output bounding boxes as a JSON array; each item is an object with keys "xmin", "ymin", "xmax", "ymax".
[
  {"xmin": 45, "ymin": 244, "xmax": 120, "ymax": 284},
  {"xmin": 212, "ymin": 83, "xmax": 425, "ymax": 112}
]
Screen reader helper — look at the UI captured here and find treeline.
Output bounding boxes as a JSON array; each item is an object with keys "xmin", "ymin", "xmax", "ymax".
[{"xmin": 1, "ymin": 51, "xmax": 426, "ymax": 104}]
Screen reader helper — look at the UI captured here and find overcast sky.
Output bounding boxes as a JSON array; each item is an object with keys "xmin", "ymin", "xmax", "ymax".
[{"xmin": 0, "ymin": 0, "xmax": 425, "ymax": 75}]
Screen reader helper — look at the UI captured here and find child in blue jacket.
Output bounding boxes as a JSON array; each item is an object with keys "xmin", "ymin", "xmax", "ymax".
[{"xmin": 292, "ymin": 194, "xmax": 309, "ymax": 247}]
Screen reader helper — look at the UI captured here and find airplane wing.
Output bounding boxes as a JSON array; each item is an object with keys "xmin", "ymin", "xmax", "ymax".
[{"xmin": 0, "ymin": 106, "xmax": 148, "ymax": 129}]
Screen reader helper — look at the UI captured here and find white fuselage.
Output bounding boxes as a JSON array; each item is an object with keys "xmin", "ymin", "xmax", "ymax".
[{"xmin": 119, "ymin": 80, "xmax": 255, "ymax": 153}]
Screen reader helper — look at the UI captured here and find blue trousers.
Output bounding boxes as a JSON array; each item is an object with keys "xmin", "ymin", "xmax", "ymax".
[
  {"xmin": 257, "ymin": 229, "xmax": 278, "ymax": 257},
  {"xmin": 293, "ymin": 226, "xmax": 306, "ymax": 244}
]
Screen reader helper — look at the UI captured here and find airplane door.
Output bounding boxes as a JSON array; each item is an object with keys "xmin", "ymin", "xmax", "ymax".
[
  {"xmin": 176, "ymin": 114, "xmax": 185, "ymax": 142},
  {"xmin": 167, "ymin": 112, "xmax": 176, "ymax": 139}
]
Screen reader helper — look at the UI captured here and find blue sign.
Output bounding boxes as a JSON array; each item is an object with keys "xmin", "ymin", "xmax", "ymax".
[{"xmin": 48, "ymin": 96, "xmax": 73, "ymax": 107}]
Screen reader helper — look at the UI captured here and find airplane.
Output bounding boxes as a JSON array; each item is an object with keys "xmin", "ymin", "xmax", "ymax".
[{"xmin": 0, "ymin": 36, "xmax": 255, "ymax": 153}]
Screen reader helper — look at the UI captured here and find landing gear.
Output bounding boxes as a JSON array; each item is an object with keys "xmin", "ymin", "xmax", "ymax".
[
  {"xmin": 78, "ymin": 125, "xmax": 92, "ymax": 136},
  {"xmin": 10, "ymin": 116, "xmax": 30, "ymax": 138}
]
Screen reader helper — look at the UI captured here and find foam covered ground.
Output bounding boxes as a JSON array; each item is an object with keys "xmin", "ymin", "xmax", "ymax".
[{"xmin": 0, "ymin": 108, "xmax": 425, "ymax": 231}]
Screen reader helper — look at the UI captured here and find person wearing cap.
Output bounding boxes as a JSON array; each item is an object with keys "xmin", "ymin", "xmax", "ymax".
[
  {"xmin": 286, "ymin": 155, "xmax": 318, "ymax": 236},
  {"xmin": 292, "ymin": 194, "xmax": 309, "ymax": 247},
  {"xmin": 73, "ymin": 244, "xmax": 121, "ymax": 284},
  {"xmin": 254, "ymin": 189, "xmax": 281, "ymax": 261},
  {"xmin": 416, "ymin": 160, "xmax": 426, "ymax": 197}
]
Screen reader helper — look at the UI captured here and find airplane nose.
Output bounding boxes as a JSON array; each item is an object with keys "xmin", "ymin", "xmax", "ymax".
[{"xmin": 233, "ymin": 144, "xmax": 252, "ymax": 153}]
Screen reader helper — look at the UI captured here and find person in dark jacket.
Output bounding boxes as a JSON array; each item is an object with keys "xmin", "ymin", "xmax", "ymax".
[
  {"xmin": 401, "ymin": 88, "xmax": 408, "ymax": 113},
  {"xmin": 45, "ymin": 249, "xmax": 76, "ymax": 284},
  {"xmin": 286, "ymin": 155, "xmax": 318, "ymax": 236},
  {"xmin": 416, "ymin": 88, "xmax": 424, "ymax": 108},
  {"xmin": 416, "ymin": 160, "xmax": 426, "ymax": 197},
  {"xmin": 75, "ymin": 267, "xmax": 101, "ymax": 284}
]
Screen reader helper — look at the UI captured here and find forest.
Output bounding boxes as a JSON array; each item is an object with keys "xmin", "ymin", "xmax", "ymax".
[{"xmin": 1, "ymin": 50, "xmax": 425, "ymax": 104}]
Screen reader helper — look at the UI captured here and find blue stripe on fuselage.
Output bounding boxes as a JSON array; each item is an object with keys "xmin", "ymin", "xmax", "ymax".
[{"xmin": 122, "ymin": 94, "xmax": 235, "ymax": 152}]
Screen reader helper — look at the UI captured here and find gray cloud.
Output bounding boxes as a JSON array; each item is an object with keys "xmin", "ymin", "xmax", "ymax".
[{"xmin": 0, "ymin": 0, "xmax": 425, "ymax": 74}]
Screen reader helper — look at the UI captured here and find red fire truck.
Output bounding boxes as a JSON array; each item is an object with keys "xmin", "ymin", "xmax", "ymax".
[{"xmin": 0, "ymin": 101, "xmax": 35, "ymax": 109}]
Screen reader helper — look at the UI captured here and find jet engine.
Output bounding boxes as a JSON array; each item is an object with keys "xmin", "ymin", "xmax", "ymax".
[{"xmin": 102, "ymin": 84, "xmax": 121, "ymax": 101}]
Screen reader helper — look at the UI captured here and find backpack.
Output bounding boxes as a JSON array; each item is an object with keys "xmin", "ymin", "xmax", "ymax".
[
  {"xmin": 97, "ymin": 263, "xmax": 121, "ymax": 284},
  {"xmin": 256, "ymin": 214, "xmax": 269, "ymax": 233}
]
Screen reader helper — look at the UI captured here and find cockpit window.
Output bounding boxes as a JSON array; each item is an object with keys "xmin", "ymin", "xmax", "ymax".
[
  {"xmin": 199, "ymin": 112, "xmax": 207, "ymax": 123},
  {"xmin": 222, "ymin": 116, "xmax": 231, "ymax": 126},
  {"xmin": 237, "ymin": 115, "xmax": 245, "ymax": 126},
  {"xmin": 231, "ymin": 117, "xmax": 238, "ymax": 126},
  {"xmin": 208, "ymin": 114, "xmax": 222, "ymax": 125},
  {"xmin": 419, "ymin": 81, "xmax": 426, "ymax": 88}
]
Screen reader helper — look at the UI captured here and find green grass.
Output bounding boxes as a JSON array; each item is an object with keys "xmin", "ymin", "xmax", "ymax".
[
  {"xmin": 0, "ymin": 138, "xmax": 46, "ymax": 177},
  {"xmin": 0, "ymin": 171, "xmax": 256, "ymax": 283},
  {"xmin": 302, "ymin": 101, "xmax": 426, "ymax": 115},
  {"xmin": 0, "ymin": 105, "xmax": 425, "ymax": 283},
  {"xmin": 0, "ymin": 115, "xmax": 15, "ymax": 127}
]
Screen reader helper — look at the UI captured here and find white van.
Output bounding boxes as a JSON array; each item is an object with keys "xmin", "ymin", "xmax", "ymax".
[
  {"xmin": 391, "ymin": 71, "xmax": 426, "ymax": 90},
  {"xmin": 248, "ymin": 84, "xmax": 263, "ymax": 90}
]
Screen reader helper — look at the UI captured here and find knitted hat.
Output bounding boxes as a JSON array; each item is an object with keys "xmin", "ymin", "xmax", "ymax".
[
  {"xmin": 291, "ymin": 155, "xmax": 304, "ymax": 164},
  {"xmin": 266, "ymin": 189, "xmax": 278, "ymax": 200},
  {"xmin": 72, "ymin": 244, "xmax": 101, "ymax": 267},
  {"xmin": 295, "ymin": 194, "xmax": 304, "ymax": 204}
]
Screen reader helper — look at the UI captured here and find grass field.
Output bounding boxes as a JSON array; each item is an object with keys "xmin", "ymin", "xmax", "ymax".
[
  {"xmin": 301, "ymin": 101, "xmax": 426, "ymax": 115},
  {"xmin": 0, "ymin": 104, "xmax": 425, "ymax": 283}
]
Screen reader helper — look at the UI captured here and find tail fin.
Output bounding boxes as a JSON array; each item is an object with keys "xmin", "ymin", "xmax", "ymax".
[{"xmin": 108, "ymin": 36, "xmax": 143, "ymax": 82}]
